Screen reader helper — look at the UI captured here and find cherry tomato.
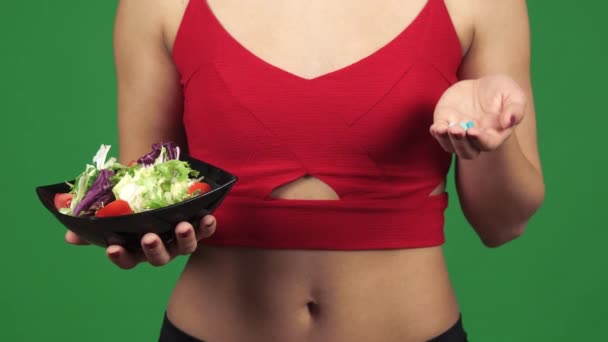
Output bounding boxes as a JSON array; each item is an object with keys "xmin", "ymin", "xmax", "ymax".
[
  {"xmin": 188, "ymin": 182, "xmax": 212, "ymax": 196},
  {"xmin": 95, "ymin": 200, "xmax": 134, "ymax": 217},
  {"xmin": 54, "ymin": 193, "xmax": 74, "ymax": 210}
]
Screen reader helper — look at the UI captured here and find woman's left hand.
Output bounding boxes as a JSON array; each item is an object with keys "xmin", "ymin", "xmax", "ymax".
[{"xmin": 429, "ymin": 75, "xmax": 527, "ymax": 159}]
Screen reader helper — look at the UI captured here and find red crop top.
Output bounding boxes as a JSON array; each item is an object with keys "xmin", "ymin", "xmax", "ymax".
[{"xmin": 172, "ymin": 0, "xmax": 463, "ymax": 250}]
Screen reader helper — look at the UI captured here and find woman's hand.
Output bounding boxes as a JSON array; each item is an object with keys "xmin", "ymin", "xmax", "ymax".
[
  {"xmin": 64, "ymin": 215, "xmax": 217, "ymax": 269},
  {"xmin": 429, "ymin": 75, "xmax": 527, "ymax": 159}
]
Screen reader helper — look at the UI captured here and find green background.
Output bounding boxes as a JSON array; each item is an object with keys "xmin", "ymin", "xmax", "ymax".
[{"xmin": 1, "ymin": 1, "xmax": 605, "ymax": 341}]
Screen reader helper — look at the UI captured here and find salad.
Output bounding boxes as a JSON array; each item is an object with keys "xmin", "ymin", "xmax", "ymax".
[{"xmin": 54, "ymin": 142, "xmax": 211, "ymax": 217}]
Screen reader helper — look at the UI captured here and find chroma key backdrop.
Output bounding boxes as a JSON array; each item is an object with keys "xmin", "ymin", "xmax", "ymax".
[{"xmin": 0, "ymin": 1, "xmax": 606, "ymax": 341}]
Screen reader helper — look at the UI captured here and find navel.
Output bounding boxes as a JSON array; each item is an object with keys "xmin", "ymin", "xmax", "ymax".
[{"xmin": 306, "ymin": 300, "xmax": 321, "ymax": 318}]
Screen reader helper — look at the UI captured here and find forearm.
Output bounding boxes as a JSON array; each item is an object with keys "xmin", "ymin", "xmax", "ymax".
[{"xmin": 455, "ymin": 132, "xmax": 545, "ymax": 247}]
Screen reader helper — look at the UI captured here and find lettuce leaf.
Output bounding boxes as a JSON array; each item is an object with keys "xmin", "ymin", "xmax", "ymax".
[{"xmin": 112, "ymin": 160, "xmax": 198, "ymax": 212}]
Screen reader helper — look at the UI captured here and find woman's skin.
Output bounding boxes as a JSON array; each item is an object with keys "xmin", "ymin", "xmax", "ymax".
[{"xmin": 66, "ymin": 0, "xmax": 545, "ymax": 341}]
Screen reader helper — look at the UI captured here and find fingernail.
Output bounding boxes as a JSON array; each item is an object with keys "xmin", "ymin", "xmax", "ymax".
[
  {"xmin": 179, "ymin": 230, "xmax": 191, "ymax": 238},
  {"xmin": 205, "ymin": 218, "xmax": 215, "ymax": 227},
  {"xmin": 144, "ymin": 240, "xmax": 158, "ymax": 249}
]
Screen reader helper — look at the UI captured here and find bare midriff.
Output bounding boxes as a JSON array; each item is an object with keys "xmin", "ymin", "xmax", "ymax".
[{"xmin": 166, "ymin": 180, "xmax": 460, "ymax": 342}]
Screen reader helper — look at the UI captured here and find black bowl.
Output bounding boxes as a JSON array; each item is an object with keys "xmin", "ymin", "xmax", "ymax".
[{"xmin": 36, "ymin": 155, "xmax": 238, "ymax": 252}]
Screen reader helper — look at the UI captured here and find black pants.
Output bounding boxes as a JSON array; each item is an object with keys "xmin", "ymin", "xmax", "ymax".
[{"xmin": 159, "ymin": 313, "xmax": 468, "ymax": 342}]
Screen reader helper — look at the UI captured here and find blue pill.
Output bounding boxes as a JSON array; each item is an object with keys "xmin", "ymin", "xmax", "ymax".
[{"xmin": 466, "ymin": 121, "xmax": 474, "ymax": 129}]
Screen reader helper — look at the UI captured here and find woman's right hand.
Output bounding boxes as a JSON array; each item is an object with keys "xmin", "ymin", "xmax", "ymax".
[{"xmin": 64, "ymin": 215, "xmax": 217, "ymax": 269}]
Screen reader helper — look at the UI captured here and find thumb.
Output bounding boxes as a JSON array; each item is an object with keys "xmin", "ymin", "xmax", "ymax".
[
  {"xmin": 500, "ymin": 101, "xmax": 525, "ymax": 130},
  {"xmin": 197, "ymin": 215, "xmax": 217, "ymax": 240}
]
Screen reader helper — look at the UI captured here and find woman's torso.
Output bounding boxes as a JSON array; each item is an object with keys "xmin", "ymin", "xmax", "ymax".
[{"xmin": 161, "ymin": 0, "xmax": 474, "ymax": 340}]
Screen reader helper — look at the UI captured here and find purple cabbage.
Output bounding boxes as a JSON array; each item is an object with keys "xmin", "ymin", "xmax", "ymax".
[
  {"xmin": 73, "ymin": 169, "xmax": 115, "ymax": 216},
  {"xmin": 86, "ymin": 192, "xmax": 116, "ymax": 215},
  {"xmin": 137, "ymin": 142, "xmax": 180, "ymax": 166}
]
